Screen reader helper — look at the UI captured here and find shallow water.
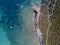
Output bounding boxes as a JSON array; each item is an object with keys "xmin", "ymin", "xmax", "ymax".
[{"xmin": 0, "ymin": 0, "xmax": 43, "ymax": 45}]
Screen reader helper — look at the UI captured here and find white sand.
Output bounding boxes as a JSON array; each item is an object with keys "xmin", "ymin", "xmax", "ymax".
[{"xmin": 32, "ymin": 5, "xmax": 44, "ymax": 45}]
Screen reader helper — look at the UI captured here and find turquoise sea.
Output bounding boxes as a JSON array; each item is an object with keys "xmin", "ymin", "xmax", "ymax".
[{"xmin": 0, "ymin": 0, "xmax": 44, "ymax": 45}]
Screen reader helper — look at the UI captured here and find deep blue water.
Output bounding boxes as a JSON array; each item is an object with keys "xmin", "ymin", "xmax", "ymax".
[{"xmin": 0, "ymin": 0, "xmax": 45, "ymax": 45}]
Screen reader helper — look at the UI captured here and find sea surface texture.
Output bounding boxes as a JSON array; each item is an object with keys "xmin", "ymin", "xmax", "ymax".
[{"xmin": 0, "ymin": 0, "xmax": 43, "ymax": 45}]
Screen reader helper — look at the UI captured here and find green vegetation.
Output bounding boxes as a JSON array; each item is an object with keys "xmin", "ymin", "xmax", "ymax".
[
  {"xmin": 48, "ymin": 0, "xmax": 60, "ymax": 45},
  {"xmin": 38, "ymin": 0, "xmax": 60, "ymax": 45},
  {"xmin": 38, "ymin": 4, "xmax": 49, "ymax": 45}
]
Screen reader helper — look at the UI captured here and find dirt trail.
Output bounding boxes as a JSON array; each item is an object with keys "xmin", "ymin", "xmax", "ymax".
[{"xmin": 46, "ymin": 0, "xmax": 57, "ymax": 45}]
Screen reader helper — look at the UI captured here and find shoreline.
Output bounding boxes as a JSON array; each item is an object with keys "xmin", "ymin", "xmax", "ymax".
[{"xmin": 32, "ymin": 5, "xmax": 44, "ymax": 45}]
